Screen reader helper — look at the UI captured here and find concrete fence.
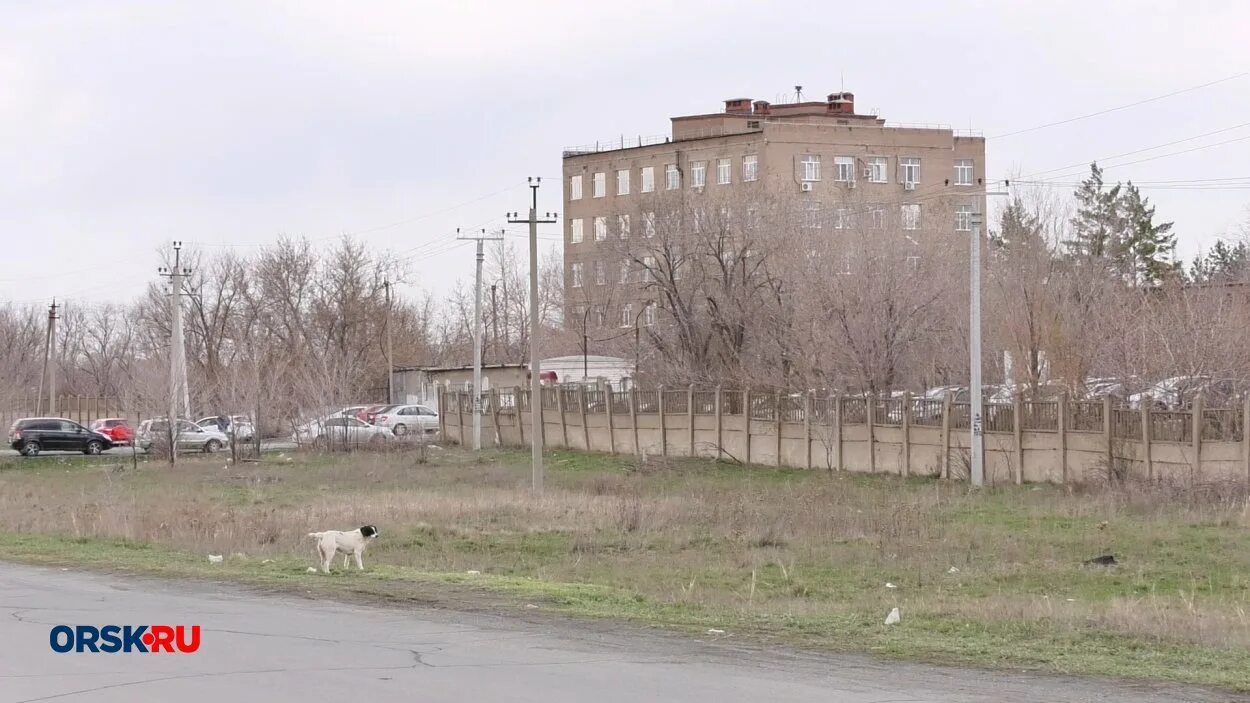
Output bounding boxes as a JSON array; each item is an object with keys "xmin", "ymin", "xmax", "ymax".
[{"xmin": 440, "ymin": 386, "xmax": 1250, "ymax": 485}]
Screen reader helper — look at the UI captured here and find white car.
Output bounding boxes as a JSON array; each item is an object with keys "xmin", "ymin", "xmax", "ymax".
[
  {"xmin": 196, "ymin": 415, "xmax": 255, "ymax": 442},
  {"xmin": 294, "ymin": 416, "xmax": 394, "ymax": 447},
  {"xmin": 371, "ymin": 404, "xmax": 439, "ymax": 436}
]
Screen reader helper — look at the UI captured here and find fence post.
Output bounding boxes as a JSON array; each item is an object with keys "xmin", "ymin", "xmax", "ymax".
[
  {"xmin": 834, "ymin": 392, "xmax": 843, "ymax": 472},
  {"xmin": 940, "ymin": 391, "xmax": 952, "ymax": 479},
  {"xmin": 1013, "ymin": 393, "xmax": 1024, "ymax": 485},
  {"xmin": 1192, "ymin": 393, "xmax": 1204, "ymax": 484},
  {"xmin": 1141, "ymin": 399, "xmax": 1152, "ymax": 481},
  {"xmin": 804, "ymin": 391, "xmax": 812, "ymax": 471},
  {"xmin": 742, "ymin": 390, "xmax": 752, "ymax": 464},
  {"xmin": 606, "ymin": 386, "xmax": 616, "ymax": 454},
  {"xmin": 1058, "ymin": 392, "xmax": 1068, "ymax": 484},
  {"xmin": 897, "ymin": 391, "xmax": 910, "ymax": 477},
  {"xmin": 714, "ymin": 385, "xmax": 723, "ymax": 461},
  {"xmin": 578, "ymin": 385, "xmax": 589, "ymax": 451},
  {"xmin": 557, "ymin": 386, "xmax": 569, "ymax": 448},
  {"xmin": 1103, "ymin": 395, "xmax": 1113, "ymax": 477},
  {"xmin": 658, "ymin": 385, "xmax": 668, "ymax": 457},
  {"xmin": 630, "ymin": 386, "xmax": 640, "ymax": 455},
  {"xmin": 457, "ymin": 389, "xmax": 465, "ymax": 446},
  {"xmin": 867, "ymin": 394, "xmax": 877, "ymax": 474},
  {"xmin": 516, "ymin": 386, "xmax": 525, "ymax": 446},
  {"xmin": 1242, "ymin": 395, "xmax": 1250, "ymax": 488},
  {"xmin": 490, "ymin": 388, "xmax": 502, "ymax": 447},
  {"xmin": 688, "ymin": 384, "xmax": 696, "ymax": 458},
  {"xmin": 774, "ymin": 392, "xmax": 783, "ymax": 467}
]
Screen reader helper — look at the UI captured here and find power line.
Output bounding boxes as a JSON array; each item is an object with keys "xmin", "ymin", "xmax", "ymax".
[
  {"xmin": 989, "ymin": 71, "xmax": 1250, "ymax": 140},
  {"xmin": 1017, "ymin": 122, "xmax": 1250, "ymax": 181}
]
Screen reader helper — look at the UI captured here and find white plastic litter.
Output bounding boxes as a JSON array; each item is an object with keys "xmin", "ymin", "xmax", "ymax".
[
  {"xmin": 306, "ymin": 567, "xmax": 318, "ymax": 573},
  {"xmin": 706, "ymin": 629, "xmax": 726, "ymax": 635},
  {"xmin": 885, "ymin": 582, "xmax": 898, "ymax": 589},
  {"xmin": 208, "ymin": 554, "xmax": 223, "ymax": 564},
  {"xmin": 885, "ymin": 607, "xmax": 901, "ymax": 625},
  {"xmin": 466, "ymin": 570, "xmax": 481, "ymax": 575},
  {"xmin": 947, "ymin": 566, "xmax": 960, "ymax": 574}
]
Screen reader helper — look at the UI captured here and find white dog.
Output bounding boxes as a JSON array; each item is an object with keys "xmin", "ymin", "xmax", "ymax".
[{"xmin": 307, "ymin": 525, "xmax": 378, "ymax": 573}]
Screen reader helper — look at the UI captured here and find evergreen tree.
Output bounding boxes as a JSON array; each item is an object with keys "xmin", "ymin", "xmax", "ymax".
[
  {"xmin": 1190, "ymin": 239, "xmax": 1249, "ymax": 283},
  {"xmin": 1119, "ymin": 182, "xmax": 1177, "ymax": 285},
  {"xmin": 1065, "ymin": 162, "xmax": 1121, "ymax": 260}
]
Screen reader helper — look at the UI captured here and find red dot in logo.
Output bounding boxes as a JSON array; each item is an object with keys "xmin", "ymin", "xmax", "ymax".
[{"xmin": 141, "ymin": 633, "xmax": 155, "ymax": 646}]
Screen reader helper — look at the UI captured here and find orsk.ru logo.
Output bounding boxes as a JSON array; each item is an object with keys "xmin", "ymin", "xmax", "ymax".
[{"xmin": 49, "ymin": 625, "xmax": 201, "ymax": 653}]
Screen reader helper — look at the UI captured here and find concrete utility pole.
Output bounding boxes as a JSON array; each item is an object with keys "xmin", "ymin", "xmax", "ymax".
[
  {"xmin": 969, "ymin": 213, "xmax": 985, "ymax": 487},
  {"xmin": 49, "ymin": 300, "xmax": 58, "ymax": 415},
  {"xmin": 159, "ymin": 242, "xmax": 192, "ymax": 464},
  {"xmin": 457, "ymin": 228, "xmax": 503, "ymax": 451},
  {"xmin": 508, "ymin": 178, "xmax": 557, "ymax": 493},
  {"xmin": 384, "ymin": 279, "xmax": 394, "ymax": 404}
]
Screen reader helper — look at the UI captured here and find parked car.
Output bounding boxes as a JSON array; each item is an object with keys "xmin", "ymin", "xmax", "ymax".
[
  {"xmin": 8, "ymin": 417, "xmax": 113, "ymax": 456},
  {"xmin": 372, "ymin": 405, "xmax": 439, "ymax": 436},
  {"xmin": 89, "ymin": 418, "xmax": 134, "ymax": 446},
  {"xmin": 195, "ymin": 415, "xmax": 255, "ymax": 442},
  {"xmin": 1129, "ymin": 376, "xmax": 1248, "ymax": 410},
  {"xmin": 137, "ymin": 419, "xmax": 230, "ymax": 453},
  {"xmin": 294, "ymin": 416, "xmax": 394, "ymax": 446}
]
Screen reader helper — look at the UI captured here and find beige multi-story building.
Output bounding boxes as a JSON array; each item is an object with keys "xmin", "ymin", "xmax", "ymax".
[{"xmin": 561, "ymin": 91, "xmax": 986, "ymax": 330}]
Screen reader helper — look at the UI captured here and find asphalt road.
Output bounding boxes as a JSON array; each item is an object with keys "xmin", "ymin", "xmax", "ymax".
[{"xmin": 0, "ymin": 563, "xmax": 1240, "ymax": 703}]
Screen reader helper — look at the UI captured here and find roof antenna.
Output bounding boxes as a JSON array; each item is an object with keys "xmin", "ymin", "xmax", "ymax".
[
  {"xmin": 840, "ymin": 72, "xmax": 844, "ymax": 94},
  {"xmin": 794, "ymin": 85, "xmax": 803, "ymax": 102}
]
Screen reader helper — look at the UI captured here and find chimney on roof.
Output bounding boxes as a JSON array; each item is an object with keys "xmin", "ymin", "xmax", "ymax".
[
  {"xmin": 724, "ymin": 98, "xmax": 753, "ymax": 114},
  {"xmin": 752, "ymin": 100, "xmax": 771, "ymax": 115},
  {"xmin": 826, "ymin": 92, "xmax": 855, "ymax": 115}
]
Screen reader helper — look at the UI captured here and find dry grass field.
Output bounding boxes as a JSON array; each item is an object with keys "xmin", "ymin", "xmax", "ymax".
[{"xmin": 2, "ymin": 447, "xmax": 1249, "ymax": 689}]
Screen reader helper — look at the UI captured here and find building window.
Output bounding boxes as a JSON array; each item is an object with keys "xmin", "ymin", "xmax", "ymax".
[
  {"xmin": 800, "ymin": 155, "xmax": 821, "ymax": 182},
  {"xmin": 906, "ymin": 256, "xmax": 920, "ymax": 272},
  {"xmin": 643, "ymin": 211, "xmax": 656, "ymax": 238},
  {"xmin": 617, "ymin": 214, "xmax": 630, "ymax": 239},
  {"xmin": 803, "ymin": 202, "xmax": 822, "ymax": 229},
  {"xmin": 571, "ymin": 262, "xmax": 584, "ymax": 288},
  {"xmin": 869, "ymin": 206, "xmax": 885, "ymax": 230},
  {"xmin": 593, "ymin": 216, "xmax": 607, "ymax": 241},
  {"xmin": 692, "ymin": 208, "xmax": 705, "ymax": 233},
  {"xmin": 570, "ymin": 175, "xmax": 583, "ymax": 200},
  {"xmin": 570, "ymin": 218, "xmax": 584, "ymax": 244},
  {"xmin": 717, "ymin": 158, "xmax": 731, "ymax": 185},
  {"xmin": 594, "ymin": 260, "xmax": 606, "ymax": 286},
  {"xmin": 619, "ymin": 260, "xmax": 631, "ymax": 284},
  {"xmin": 643, "ymin": 255, "xmax": 656, "ymax": 282},
  {"xmin": 617, "ymin": 169, "xmax": 630, "ymax": 196},
  {"xmin": 955, "ymin": 205, "xmax": 974, "ymax": 232},
  {"xmin": 743, "ymin": 155, "xmax": 758, "ymax": 182},
  {"xmin": 620, "ymin": 303, "xmax": 633, "ymax": 328},
  {"xmin": 643, "ymin": 301, "xmax": 657, "ymax": 326},
  {"xmin": 641, "ymin": 166, "xmax": 655, "ymax": 193},
  {"xmin": 572, "ymin": 304, "xmax": 587, "ymax": 325},
  {"xmin": 671, "ymin": 246, "xmax": 683, "ymax": 280},
  {"xmin": 901, "ymin": 203, "xmax": 921, "ymax": 230},
  {"xmin": 834, "ymin": 207, "xmax": 854, "ymax": 230},
  {"xmin": 954, "ymin": 159, "xmax": 974, "ymax": 186},
  {"xmin": 691, "ymin": 161, "xmax": 706, "ymax": 188},
  {"xmin": 867, "ymin": 157, "xmax": 888, "ymax": 183},
  {"xmin": 899, "ymin": 157, "xmax": 920, "ymax": 186},
  {"xmin": 835, "ymin": 156, "xmax": 855, "ymax": 183},
  {"xmin": 665, "ymin": 164, "xmax": 680, "ymax": 190},
  {"xmin": 592, "ymin": 304, "xmax": 606, "ymax": 327},
  {"xmin": 593, "ymin": 172, "xmax": 605, "ymax": 198}
]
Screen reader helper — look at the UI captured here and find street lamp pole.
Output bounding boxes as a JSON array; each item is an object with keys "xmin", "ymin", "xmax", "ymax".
[{"xmin": 970, "ymin": 211, "xmax": 984, "ymax": 487}]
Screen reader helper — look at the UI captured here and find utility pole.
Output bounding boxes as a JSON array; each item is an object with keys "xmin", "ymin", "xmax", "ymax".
[
  {"xmin": 458, "ymin": 228, "xmax": 503, "ymax": 451},
  {"xmin": 969, "ymin": 213, "xmax": 984, "ymax": 487},
  {"xmin": 489, "ymin": 284, "xmax": 499, "ymax": 365},
  {"xmin": 508, "ymin": 178, "xmax": 557, "ymax": 493},
  {"xmin": 384, "ymin": 279, "xmax": 394, "ymax": 404},
  {"xmin": 159, "ymin": 241, "xmax": 192, "ymax": 464},
  {"xmin": 38, "ymin": 300, "xmax": 58, "ymax": 416}
]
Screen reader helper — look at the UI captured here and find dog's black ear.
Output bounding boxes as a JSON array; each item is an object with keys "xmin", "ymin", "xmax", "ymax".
[{"xmin": 360, "ymin": 525, "xmax": 377, "ymax": 538}]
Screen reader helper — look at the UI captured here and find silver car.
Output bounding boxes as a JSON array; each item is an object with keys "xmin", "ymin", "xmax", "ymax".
[{"xmin": 137, "ymin": 419, "xmax": 230, "ymax": 454}]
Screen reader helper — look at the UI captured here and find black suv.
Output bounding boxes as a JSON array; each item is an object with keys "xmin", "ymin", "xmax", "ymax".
[{"xmin": 8, "ymin": 417, "xmax": 113, "ymax": 456}]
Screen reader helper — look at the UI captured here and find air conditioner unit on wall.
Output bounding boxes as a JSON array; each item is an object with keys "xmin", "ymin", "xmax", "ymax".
[
  {"xmin": 848, "ymin": 181, "xmax": 856, "ymax": 189},
  {"xmin": 863, "ymin": 168, "xmax": 873, "ymax": 178},
  {"xmin": 800, "ymin": 182, "xmax": 813, "ymax": 192},
  {"xmin": 903, "ymin": 181, "xmax": 917, "ymax": 191}
]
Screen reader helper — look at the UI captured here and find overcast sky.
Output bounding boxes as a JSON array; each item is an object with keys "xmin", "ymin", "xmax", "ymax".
[{"xmin": 3, "ymin": 0, "xmax": 1249, "ymax": 307}]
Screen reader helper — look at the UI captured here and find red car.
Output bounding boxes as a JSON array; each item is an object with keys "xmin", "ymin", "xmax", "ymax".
[
  {"xmin": 361, "ymin": 404, "xmax": 398, "ymax": 424},
  {"xmin": 89, "ymin": 418, "xmax": 134, "ymax": 446}
]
